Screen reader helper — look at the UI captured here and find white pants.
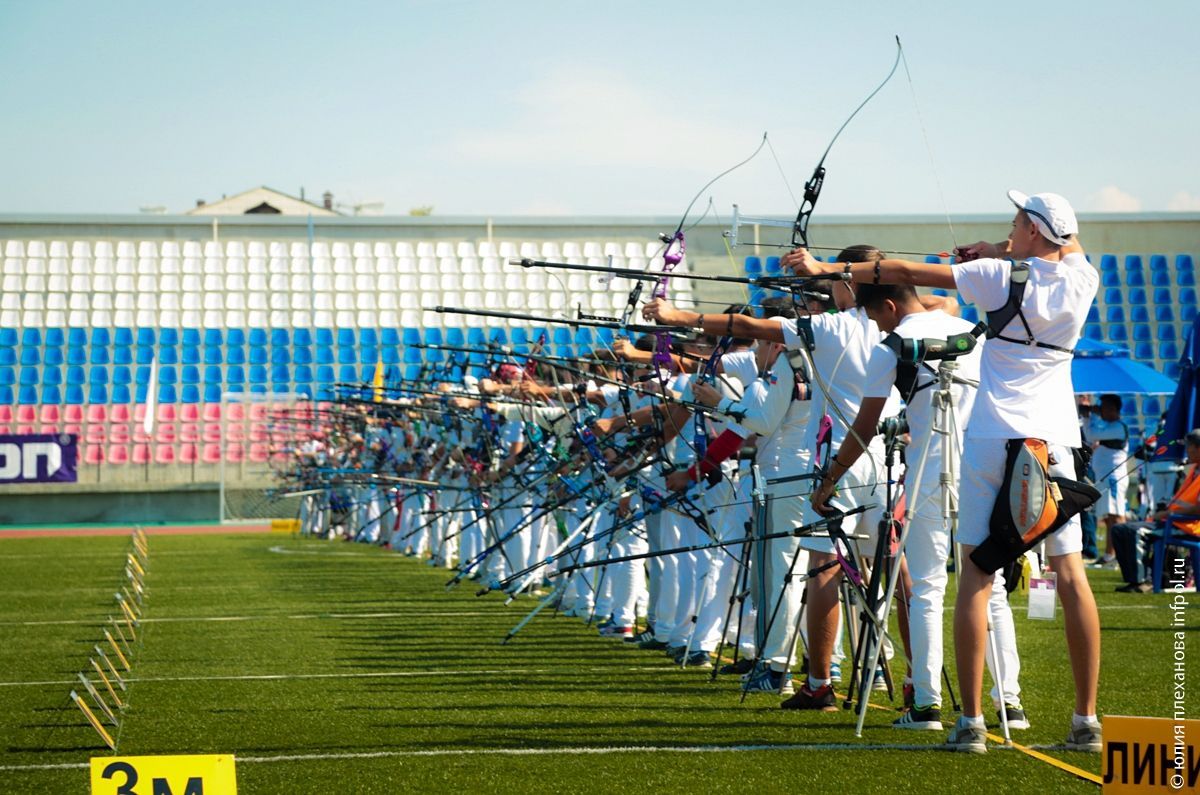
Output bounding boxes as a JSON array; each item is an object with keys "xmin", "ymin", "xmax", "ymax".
[
  {"xmin": 608, "ymin": 526, "xmax": 648, "ymax": 627},
  {"xmin": 694, "ymin": 476, "xmax": 756, "ymax": 656}
]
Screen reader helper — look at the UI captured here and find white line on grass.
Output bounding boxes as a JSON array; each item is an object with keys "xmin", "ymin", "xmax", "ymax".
[
  {"xmin": 1, "ymin": 610, "xmax": 496, "ymax": 627},
  {"xmin": 0, "ymin": 741, "xmax": 959, "ymax": 771},
  {"xmin": 0, "ymin": 669, "xmax": 537, "ymax": 688}
]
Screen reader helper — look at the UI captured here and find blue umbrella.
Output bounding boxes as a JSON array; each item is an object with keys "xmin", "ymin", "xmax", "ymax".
[
  {"xmin": 1154, "ymin": 315, "xmax": 1200, "ymax": 462},
  {"xmin": 1071, "ymin": 337, "xmax": 1178, "ymax": 395}
]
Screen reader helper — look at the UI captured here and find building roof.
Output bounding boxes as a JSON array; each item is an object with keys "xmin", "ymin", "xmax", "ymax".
[{"xmin": 185, "ymin": 186, "xmax": 340, "ymax": 217}]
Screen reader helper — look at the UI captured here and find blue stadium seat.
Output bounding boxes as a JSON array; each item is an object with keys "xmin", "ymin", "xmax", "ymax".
[
  {"xmin": 380, "ymin": 328, "xmax": 401, "ymax": 347},
  {"xmin": 744, "ymin": 257, "xmax": 762, "ymax": 275},
  {"xmin": 203, "ymin": 366, "xmax": 222, "ymax": 385},
  {"xmin": 68, "ymin": 328, "xmax": 88, "ymax": 347},
  {"xmin": 554, "ymin": 344, "xmax": 574, "ymax": 359},
  {"xmin": 203, "ymin": 385, "xmax": 222, "ymax": 402},
  {"xmin": 574, "ymin": 328, "xmax": 594, "ymax": 346},
  {"xmin": 182, "ymin": 328, "xmax": 200, "ymax": 347},
  {"xmin": 1151, "ymin": 270, "xmax": 1171, "ymax": 287},
  {"xmin": 87, "ymin": 384, "xmax": 108, "ymax": 404},
  {"xmin": 1155, "ymin": 305, "xmax": 1175, "ymax": 323},
  {"xmin": 135, "ymin": 345, "xmax": 154, "ymax": 365},
  {"xmin": 1104, "ymin": 287, "xmax": 1123, "ymax": 304},
  {"xmin": 227, "ymin": 346, "xmax": 246, "ymax": 365},
  {"xmin": 338, "ymin": 365, "xmax": 357, "ymax": 383},
  {"xmin": 423, "ymin": 328, "xmax": 442, "ymax": 346},
  {"xmin": 1157, "ymin": 324, "xmax": 1177, "ymax": 341},
  {"xmin": 203, "ymin": 328, "xmax": 223, "ymax": 346},
  {"xmin": 249, "ymin": 365, "xmax": 268, "ymax": 385},
  {"xmin": 158, "ymin": 365, "xmax": 177, "ymax": 384},
  {"xmin": 249, "ymin": 347, "xmax": 269, "ymax": 365},
  {"xmin": 1184, "ymin": 306, "xmax": 1198, "ymax": 323},
  {"xmin": 0, "ymin": 348, "xmax": 13, "ymax": 366},
  {"xmin": 1131, "ymin": 323, "xmax": 1151, "ymax": 342},
  {"xmin": 1166, "ymin": 362, "xmax": 1182, "ymax": 379},
  {"xmin": 89, "ymin": 346, "xmax": 108, "ymax": 364},
  {"xmin": 466, "ymin": 328, "xmax": 486, "ymax": 346},
  {"xmin": 0, "ymin": 366, "xmax": 17, "ymax": 386},
  {"xmin": 1181, "ymin": 288, "xmax": 1198, "ymax": 306},
  {"xmin": 270, "ymin": 328, "xmax": 289, "ymax": 347},
  {"xmin": 1133, "ymin": 341, "xmax": 1153, "ymax": 360},
  {"xmin": 404, "ymin": 364, "xmax": 422, "ymax": 380},
  {"xmin": 67, "ymin": 346, "xmax": 86, "ymax": 365},
  {"xmin": 337, "ymin": 347, "xmax": 356, "ymax": 364},
  {"xmin": 1099, "ymin": 254, "xmax": 1118, "ymax": 273},
  {"xmin": 354, "ymin": 328, "xmax": 376, "ymax": 348},
  {"xmin": 182, "ymin": 346, "xmax": 200, "ymax": 365},
  {"xmin": 44, "ymin": 348, "xmax": 63, "ymax": 366},
  {"xmin": 41, "ymin": 385, "xmax": 61, "ymax": 405},
  {"xmin": 315, "ymin": 346, "xmax": 333, "ymax": 364},
  {"xmin": 1128, "ymin": 288, "xmax": 1147, "ymax": 305},
  {"xmin": 134, "ymin": 366, "xmax": 151, "ymax": 385},
  {"xmin": 181, "ymin": 385, "xmax": 201, "ymax": 404},
  {"xmin": 45, "ymin": 328, "xmax": 64, "ymax": 347},
  {"xmin": 1108, "ymin": 325, "xmax": 1127, "ymax": 342},
  {"xmin": 250, "ymin": 384, "xmax": 267, "ymax": 395},
  {"xmin": 313, "ymin": 328, "xmax": 332, "ymax": 346},
  {"xmin": 1130, "ymin": 306, "xmax": 1150, "ymax": 324},
  {"xmin": 445, "ymin": 328, "xmax": 465, "ymax": 346},
  {"xmin": 1159, "ymin": 341, "xmax": 1179, "ymax": 361},
  {"xmin": 1124, "ymin": 254, "xmax": 1143, "ymax": 271},
  {"xmin": 42, "ymin": 365, "xmax": 62, "ymax": 385},
  {"xmin": 766, "ymin": 256, "xmax": 782, "ymax": 274},
  {"xmin": 360, "ymin": 346, "xmax": 379, "ymax": 364},
  {"xmin": 22, "ymin": 328, "xmax": 41, "ymax": 347},
  {"xmin": 336, "ymin": 328, "xmax": 355, "ymax": 347},
  {"xmin": 159, "ymin": 346, "xmax": 178, "ymax": 364},
  {"xmin": 1105, "ymin": 306, "xmax": 1125, "ymax": 324},
  {"xmin": 136, "ymin": 328, "xmax": 155, "ymax": 346},
  {"xmin": 1101, "ymin": 271, "xmax": 1120, "ymax": 288},
  {"xmin": 204, "ymin": 345, "xmax": 222, "ymax": 364},
  {"xmin": 403, "ymin": 349, "xmax": 421, "ymax": 364},
  {"xmin": 1180, "ymin": 270, "xmax": 1196, "ymax": 288},
  {"xmin": 18, "ymin": 385, "xmax": 39, "ymax": 405},
  {"xmin": 1086, "ymin": 305, "xmax": 1100, "ymax": 323},
  {"xmin": 111, "ymin": 385, "xmax": 130, "ymax": 404},
  {"xmin": 113, "ymin": 346, "xmax": 131, "ymax": 365},
  {"xmin": 1083, "ymin": 323, "xmax": 1103, "ymax": 341},
  {"xmin": 19, "ymin": 367, "xmax": 37, "ymax": 386},
  {"xmin": 223, "ymin": 328, "xmax": 244, "ymax": 346},
  {"xmin": 400, "ymin": 328, "xmax": 420, "ymax": 346},
  {"xmin": 424, "ymin": 348, "xmax": 443, "ymax": 363},
  {"xmin": 293, "ymin": 347, "xmax": 311, "ymax": 364},
  {"xmin": 382, "ymin": 348, "xmax": 399, "ymax": 364},
  {"xmin": 112, "ymin": 366, "xmax": 130, "ymax": 385},
  {"xmin": 159, "ymin": 328, "xmax": 178, "ymax": 346},
  {"xmin": 156, "ymin": 384, "xmax": 175, "ymax": 404},
  {"xmin": 65, "ymin": 385, "xmax": 84, "ymax": 404},
  {"xmin": 488, "ymin": 328, "xmax": 507, "ymax": 344},
  {"xmin": 1152, "ymin": 287, "xmax": 1172, "ymax": 306},
  {"xmin": 1148, "ymin": 254, "xmax": 1168, "ymax": 271},
  {"xmin": 1175, "ymin": 253, "xmax": 1195, "ymax": 272},
  {"xmin": 20, "ymin": 348, "xmax": 40, "ymax": 366},
  {"xmin": 292, "ymin": 328, "xmax": 312, "ymax": 347},
  {"xmin": 550, "ymin": 327, "xmax": 570, "ymax": 345},
  {"xmin": 0, "ymin": 329, "xmax": 16, "ymax": 347},
  {"xmin": 249, "ymin": 328, "xmax": 268, "ymax": 347},
  {"xmin": 227, "ymin": 366, "xmax": 245, "ymax": 385},
  {"xmin": 595, "ymin": 328, "xmax": 615, "ymax": 347},
  {"xmin": 316, "ymin": 365, "xmax": 334, "ymax": 384},
  {"xmin": 1125, "ymin": 270, "xmax": 1145, "ymax": 287},
  {"xmin": 960, "ymin": 306, "xmax": 979, "ymax": 324},
  {"xmin": 67, "ymin": 366, "xmax": 85, "ymax": 385},
  {"xmin": 181, "ymin": 365, "xmax": 200, "ymax": 385},
  {"xmin": 294, "ymin": 365, "xmax": 313, "ymax": 384},
  {"xmin": 270, "ymin": 364, "xmax": 290, "ymax": 383},
  {"xmin": 510, "ymin": 328, "xmax": 529, "ymax": 345},
  {"xmin": 270, "ymin": 347, "xmax": 290, "ymax": 364}
]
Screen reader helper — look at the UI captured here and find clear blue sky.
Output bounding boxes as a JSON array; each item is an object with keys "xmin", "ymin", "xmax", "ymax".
[{"xmin": 1, "ymin": 0, "xmax": 1197, "ymax": 217}]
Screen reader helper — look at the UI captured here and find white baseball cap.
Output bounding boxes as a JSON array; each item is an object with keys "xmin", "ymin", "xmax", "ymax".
[{"xmin": 1007, "ymin": 189, "xmax": 1078, "ymax": 245}]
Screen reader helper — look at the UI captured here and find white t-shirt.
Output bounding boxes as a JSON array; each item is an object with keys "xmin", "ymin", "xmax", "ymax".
[
  {"xmin": 953, "ymin": 253, "xmax": 1098, "ymax": 446},
  {"xmin": 1088, "ymin": 415, "xmax": 1129, "ymax": 481},
  {"xmin": 862, "ymin": 309, "xmax": 982, "ymax": 468},
  {"xmin": 719, "ymin": 351, "xmax": 811, "ymax": 479}
]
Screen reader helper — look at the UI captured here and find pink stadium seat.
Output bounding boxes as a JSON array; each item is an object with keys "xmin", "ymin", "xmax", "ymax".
[
  {"xmin": 15, "ymin": 424, "xmax": 35, "ymax": 435},
  {"xmin": 39, "ymin": 424, "xmax": 59, "ymax": 435},
  {"xmin": 180, "ymin": 404, "xmax": 201, "ymax": 422},
  {"xmin": 203, "ymin": 403, "xmax": 222, "ymax": 422},
  {"xmin": 156, "ymin": 404, "xmax": 176, "ymax": 422},
  {"xmin": 133, "ymin": 405, "xmax": 147, "ymax": 423},
  {"xmin": 85, "ymin": 445, "xmax": 105, "ymax": 464},
  {"xmin": 201, "ymin": 443, "xmax": 222, "ymax": 463},
  {"xmin": 65, "ymin": 405, "xmax": 84, "ymax": 423},
  {"xmin": 154, "ymin": 424, "xmax": 176, "ymax": 443},
  {"xmin": 248, "ymin": 443, "xmax": 270, "ymax": 463},
  {"xmin": 39, "ymin": 405, "xmax": 60, "ymax": 423},
  {"xmin": 203, "ymin": 423, "xmax": 222, "ymax": 442},
  {"xmin": 249, "ymin": 422, "xmax": 268, "ymax": 442},
  {"xmin": 132, "ymin": 443, "xmax": 151, "ymax": 464},
  {"xmin": 0, "ymin": 425, "xmax": 10, "ymax": 435},
  {"xmin": 271, "ymin": 449, "xmax": 289, "ymax": 462},
  {"xmin": 86, "ymin": 425, "xmax": 106, "ymax": 443},
  {"xmin": 0, "ymin": 407, "xmax": 12, "ymax": 423},
  {"xmin": 226, "ymin": 424, "xmax": 245, "ymax": 442},
  {"xmin": 17, "ymin": 406, "xmax": 37, "ymax": 423},
  {"xmin": 109, "ymin": 425, "xmax": 130, "ymax": 443},
  {"xmin": 107, "ymin": 445, "xmax": 129, "ymax": 464},
  {"xmin": 155, "ymin": 444, "xmax": 176, "ymax": 464},
  {"xmin": 132, "ymin": 425, "xmax": 150, "ymax": 443},
  {"xmin": 64, "ymin": 424, "xmax": 82, "ymax": 437},
  {"xmin": 179, "ymin": 423, "xmax": 199, "ymax": 442},
  {"xmin": 226, "ymin": 442, "xmax": 245, "ymax": 462},
  {"xmin": 86, "ymin": 405, "xmax": 107, "ymax": 423},
  {"xmin": 178, "ymin": 443, "xmax": 198, "ymax": 463},
  {"xmin": 110, "ymin": 405, "xmax": 131, "ymax": 423},
  {"xmin": 249, "ymin": 405, "xmax": 268, "ymax": 421},
  {"xmin": 227, "ymin": 404, "xmax": 246, "ymax": 421}
]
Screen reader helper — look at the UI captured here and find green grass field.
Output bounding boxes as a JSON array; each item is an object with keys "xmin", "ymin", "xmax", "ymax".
[{"xmin": 0, "ymin": 531, "xmax": 1195, "ymax": 793}]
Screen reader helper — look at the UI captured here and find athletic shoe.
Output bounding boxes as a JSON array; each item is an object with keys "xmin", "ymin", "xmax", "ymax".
[
  {"xmin": 599, "ymin": 624, "xmax": 633, "ymax": 638},
  {"xmin": 626, "ymin": 626, "xmax": 655, "ymax": 645},
  {"xmin": 893, "ymin": 704, "xmax": 943, "ymax": 730},
  {"xmin": 872, "ymin": 667, "xmax": 888, "ymax": 692},
  {"xmin": 1114, "ymin": 582, "xmax": 1152, "ymax": 593},
  {"xmin": 945, "ymin": 717, "xmax": 988, "ymax": 753},
  {"xmin": 996, "ymin": 705, "xmax": 1031, "ymax": 731},
  {"xmin": 1088, "ymin": 554, "xmax": 1117, "ymax": 569},
  {"xmin": 638, "ymin": 637, "xmax": 670, "ymax": 651},
  {"xmin": 719, "ymin": 657, "xmax": 757, "ymax": 676},
  {"xmin": 1064, "ymin": 721, "xmax": 1103, "ymax": 752},
  {"xmin": 596, "ymin": 617, "xmax": 615, "ymax": 632},
  {"xmin": 829, "ymin": 661, "xmax": 842, "ymax": 684},
  {"xmin": 665, "ymin": 645, "xmax": 686, "ymax": 659},
  {"xmin": 742, "ymin": 666, "xmax": 794, "ymax": 696},
  {"xmin": 780, "ymin": 682, "xmax": 837, "ymax": 711},
  {"xmin": 682, "ymin": 650, "xmax": 714, "ymax": 669}
]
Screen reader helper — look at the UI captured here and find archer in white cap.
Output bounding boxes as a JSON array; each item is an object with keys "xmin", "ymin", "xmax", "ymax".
[{"xmin": 783, "ymin": 190, "xmax": 1103, "ymax": 754}]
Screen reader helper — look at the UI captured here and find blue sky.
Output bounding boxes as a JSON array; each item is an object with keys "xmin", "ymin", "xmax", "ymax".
[{"xmin": 1, "ymin": 0, "xmax": 1197, "ymax": 217}]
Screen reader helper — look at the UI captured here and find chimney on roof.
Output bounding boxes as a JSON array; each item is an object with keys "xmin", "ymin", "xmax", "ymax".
[
  {"xmin": 323, "ymin": 191, "xmax": 333, "ymax": 211},
  {"xmin": 195, "ymin": 199, "xmax": 205, "ymax": 207}
]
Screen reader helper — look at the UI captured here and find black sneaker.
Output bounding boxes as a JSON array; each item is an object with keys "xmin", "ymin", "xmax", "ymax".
[
  {"xmin": 780, "ymin": 682, "xmax": 836, "ymax": 711},
  {"xmin": 719, "ymin": 657, "xmax": 756, "ymax": 676},
  {"xmin": 664, "ymin": 644, "xmax": 686, "ymax": 659},
  {"xmin": 682, "ymin": 650, "xmax": 714, "ymax": 669},
  {"xmin": 638, "ymin": 637, "xmax": 669, "ymax": 651},
  {"xmin": 626, "ymin": 626, "xmax": 656, "ymax": 645},
  {"xmin": 893, "ymin": 704, "xmax": 943, "ymax": 731},
  {"xmin": 996, "ymin": 705, "xmax": 1031, "ymax": 730}
]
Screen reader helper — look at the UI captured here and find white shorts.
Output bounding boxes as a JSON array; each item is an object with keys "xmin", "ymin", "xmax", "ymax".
[
  {"xmin": 957, "ymin": 436, "xmax": 1082, "ymax": 558},
  {"xmin": 1094, "ymin": 471, "xmax": 1128, "ymax": 517}
]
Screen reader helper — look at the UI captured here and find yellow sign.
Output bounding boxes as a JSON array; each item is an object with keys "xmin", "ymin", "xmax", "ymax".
[
  {"xmin": 271, "ymin": 518, "xmax": 301, "ymax": 534},
  {"xmin": 1103, "ymin": 715, "xmax": 1199, "ymax": 793},
  {"xmin": 90, "ymin": 754, "xmax": 237, "ymax": 795}
]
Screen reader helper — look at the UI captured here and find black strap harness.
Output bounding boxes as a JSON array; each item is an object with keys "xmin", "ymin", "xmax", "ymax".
[{"xmin": 984, "ymin": 261, "xmax": 1074, "ymax": 353}]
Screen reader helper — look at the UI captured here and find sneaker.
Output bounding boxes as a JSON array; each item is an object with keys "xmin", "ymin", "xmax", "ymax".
[
  {"xmin": 665, "ymin": 645, "xmax": 686, "ymax": 659},
  {"xmin": 1088, "ymin": 554, "xmax": 1117, "ymax": 569},
  {"xmin": 893, "ymin": 704, "xmax": 943, "ymax": 730},
  {"xmin": 719, "ymin": 657, "xmax": 757, "ymax": 676},
  {"xmin": 638, "ymin": 637, "xmax": 670, "ymax": 651},
  {"xmin": 1064, "ymin": 721, "xmax": 1102, "ymax": 752},
  {"xmin": 945, "ymin": 717, "xmax": 988, "ymax": 753},
  {"xmin": 996, "ymin": 705, "xmax": 1031, "ymax": 731},
  {"xmin": 829, "ymin": 661, "xmax": 842, "ymax": 684},
  {"xmin": 742, "ymin": 666, "xmax": 795, "ymax": 696},
  {"xmin": 682, "ymin": 650, "xmax": 714, "ymax": 669},
  {"xmin": 1115, "ymin": 582, "xmax": 1152, "ymax": 593},
  {"xmin": 627, "ymin": 626, "xmax": 656, "ymax": 645},
  {"xmin": 780, "ymin": 682, "xmax": 837, "ymax": 711},
  {"xmin": 596, "ymin": 617, "xmax": 614, "ymax": 632},
  {"xmin": 599, "ymin": 624, "xmax": 633, "ymax": 638},
  {"xmin": 872, "ymin": 667, "xmax": 888, "ymax": 692}
]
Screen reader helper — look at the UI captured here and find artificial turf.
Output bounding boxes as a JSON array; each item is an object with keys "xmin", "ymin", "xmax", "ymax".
[{"xmin": 0, "ymin": 531, "xmax": 1195, "ymax": 793}]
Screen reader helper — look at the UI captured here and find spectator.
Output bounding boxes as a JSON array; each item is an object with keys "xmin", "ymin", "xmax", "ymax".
[
  {"xmin": 1076, "ymin": 397, "xmax": 1099, "ymax": 560},
  {"xmin": 1088, "ymin": 394, "xmax": 1129, "ymax": 567}
]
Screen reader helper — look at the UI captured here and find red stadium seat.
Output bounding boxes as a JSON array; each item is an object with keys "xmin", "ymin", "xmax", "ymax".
[
  {"xmin": 39, "ymin": 424, "xmax": 59, "ymax": 435},
  {"xmin": 86, "ymin": 425, "xmax": 106, "ymax": 444},
  {"xmin": 154, "ymin": 424, "xmax": 176, "ymax": 443},
  {"xmin": 180, "ymin": 404, "xmax": 201, "ymax": 422},
  {"xmin": 248, "ymin": 443, "xmax": 270, "ymax": 462},
  {"xmin": 133, "ymin": 404, "xmax": 147, "ymax": 424},
  {"xmin": 179, "ymin": 423, "xmax": 199, "ymax": 442},
  {"xmin": 249, "ymin": 422, "xmax": 268, "ymax": 442},
  {"xmin": 155, "ymin": 444, "xmax": 176, "ymax": 464},
  {"xmin": 0, "ymin": 407, "xmax": 12, "ymax": 423},
  {"xmin": 109, "ymin": 424, "xmax": 130, "ymax": 443},
  {"xmin": 202, "ymin": 423, "xmax": 222, "ymax": 442},
  {"xmin": 110, "ymin": 404, "xmax": 131, "ymax": 423},
  {"xmin": 86, "ymin": 405, "xmax": 107, "ymax": 423},
  {"xmin": 156, "ymin": 404, "xmax": 176, "ymax": 423},
  {"xmin": 178, "ymin": 443, "xmax": 198, "ymax": 463},
  {"xmin": 39, "ymin": 405, "xmax": 60, "ymax": 423},
  {"xmin": 107, "ymin": 444, "xmax": 129, "ymax": 464},
  {"xmin": 201, "ymin": 443, "xmax": 222, "ymax": 463},
  {"xmin": 227, "ymin": 403, "xmax": 246, "ymax": 421},
  {"xmin": 249, "ymin": 404, "xmax": 268, "ymax": 421},
  {"xmin": 132, "ymin": 443, "xmax": 151, "ymax": 464},
  {"xmin": 226, "ymin": 442, "xmax": 245, "ymax": 462},
  {"xmin": 64, "ymin": 424, "xmax": 82, "ymax": 437},
  {"xmin": 15, "ymin": 424, "xmax": 35, "ymax": 435},
  {"xmin": 85, "ymin": 445, "xmax": 105, "ymax": 464},
  {"xmin": 203, "ymin": 403, "xmax": 222, "ymax": 422},
  {"xmin": 65, "ymin": 405, "xmax": 84, "ymax": 423},
  {"xmin": 17, "ymin": 406, "xmax": 37, "ymax": 423}
]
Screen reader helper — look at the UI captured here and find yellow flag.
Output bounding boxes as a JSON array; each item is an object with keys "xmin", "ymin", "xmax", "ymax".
[{"xmin": 372, "ymin": 353, "xmax": 384, "ymax": 403}]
